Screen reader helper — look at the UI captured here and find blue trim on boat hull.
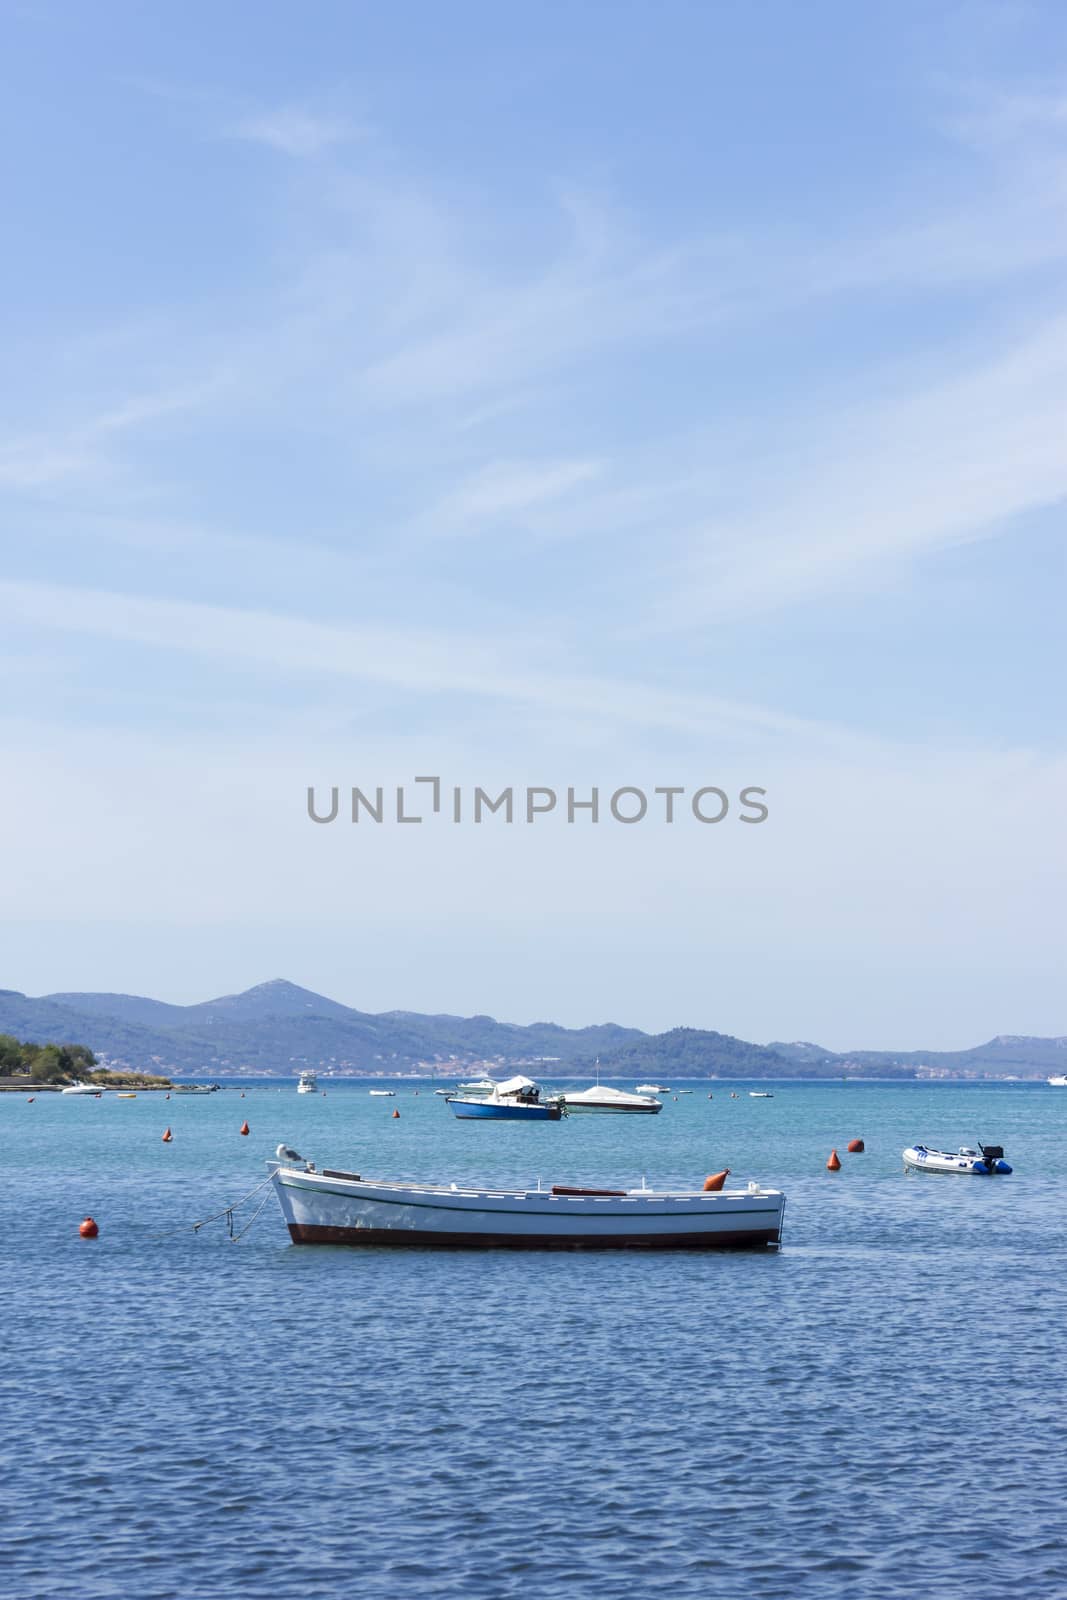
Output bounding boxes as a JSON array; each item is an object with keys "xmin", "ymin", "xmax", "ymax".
[{"xmin": 448, "ymin": 1101, "xmax": 561, "ymax": 1120}]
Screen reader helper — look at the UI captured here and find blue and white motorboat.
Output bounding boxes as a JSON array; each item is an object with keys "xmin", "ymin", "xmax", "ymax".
[
  {"xmin": 903, "ymin": 1143, "xmax": 1012, "ymax": 1176},
  {"xmin": 447, "ymin": 1075, "xmax": 562, "ymax": 1121}
]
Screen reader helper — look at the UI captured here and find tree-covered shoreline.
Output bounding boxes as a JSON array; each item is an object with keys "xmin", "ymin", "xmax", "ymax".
[{"xmin": 0, "ymin": 1033, "xmax": 171, "ymax": 1089}]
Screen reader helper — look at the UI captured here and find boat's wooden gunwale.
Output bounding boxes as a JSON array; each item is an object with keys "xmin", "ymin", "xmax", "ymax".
[{"xmin": 280, "ymin": 1171, "xmax": 776, "ymax": 1205}]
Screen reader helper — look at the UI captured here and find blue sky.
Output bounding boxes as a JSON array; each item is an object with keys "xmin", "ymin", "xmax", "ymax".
[{"xmin": 2, "ymin": 1, "xmax": 1065, "ymax": 1048}]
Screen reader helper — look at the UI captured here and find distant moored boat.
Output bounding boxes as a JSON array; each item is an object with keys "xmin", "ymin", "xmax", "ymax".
[
  {"xmin": 902, "ymin": 1143, "xmax": 1012, "ymax": 1176},
  {"xmin": 556, "ymin": 1084, "xmax": 661, "ymax": 1114}
]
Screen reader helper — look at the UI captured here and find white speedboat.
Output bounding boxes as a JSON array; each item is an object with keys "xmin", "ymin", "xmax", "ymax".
[
  {"xmin": 297, "ymin": 1070, "xmax": 318, "ymax": 1094},
  {"xmin": 636, "ymin": 1083, "xmax": 669, "ymax": 1094},
  {"xmin": 457, "ymin": 1077, "xmax": 499, "ymax": 1096},
  {"xmin": 368, "ymin": 1089, "xmax": 396, "ymax": 1097},
  {"xmin": 903, "ymin": 1143, "xmax": 1012, "ymax": 1176},
  {"xmin": 268, "ymin": 1147, "xmax": 785, "ymax": 1249},
  {"xmin": 1048, "ymin": 1075, "xmax": 1067, "ymax": 1087},
  {"xmin": 60, "ymin": 1082, "xmax": 100, "ymax": 1096},
  {"xmin": 749, "ymin": 1091, "xmax": 774, "ymax": 1098},
  {"xmin": 556, "ymin": 1084, "xmax": 662, "ymax": 1114}
]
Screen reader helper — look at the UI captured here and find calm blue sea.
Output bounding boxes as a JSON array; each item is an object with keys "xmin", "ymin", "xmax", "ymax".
[{"xmin": 2, "ymin": 1078, "xmax": 1065, "ymax": 1600}]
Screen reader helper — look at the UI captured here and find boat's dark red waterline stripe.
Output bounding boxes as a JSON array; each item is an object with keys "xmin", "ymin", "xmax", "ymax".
[{"xmin": 288, "ymin": 1223, "xmax": 781, "ymax": 1250}]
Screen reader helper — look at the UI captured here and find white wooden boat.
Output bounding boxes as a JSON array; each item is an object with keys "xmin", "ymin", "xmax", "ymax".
[
  {"xmin": 267, "ymin": 1148, "xmax": 785, "ymax": 1249},
  {"xmin": 903, "ymin": 1143, "xmax": 1012, "ymax": 1176},
  {"xmin": 556, "ymin": 1084, "xmax": 662, "ymax": 1114},
  {"xmin": 296, "ymin": 1070, "xmax": 318, "ymax": 1094}
]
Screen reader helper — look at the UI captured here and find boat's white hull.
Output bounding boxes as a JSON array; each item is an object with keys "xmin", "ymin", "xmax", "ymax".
[
  {"xmin": 559, "ymin": 1099, "xmax": 661, "ymax": 1114},
  {"xmin": 1048, "ymin": 1076, "xmax": 1067, "ymax": 1087},
  {"xmin": 270, "ymin": 1165, "xmax": 784, "ymax": 1249}
]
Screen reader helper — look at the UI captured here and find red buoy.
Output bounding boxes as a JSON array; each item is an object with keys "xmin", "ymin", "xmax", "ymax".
[
  {"xmin": 240, "ymin": 1120, "xmax": 250, "ymax": 1135},
  {"xmin": 826, "ymin": 1149, "xmax": 842, "ymax": 1171},
  {"xmin": 847, "ymin": 1138, "xmax": 865, "ymax": 1154},
  {"xmin": 79, "ymin": 1216, "xmax": 99, "ymax": 1239},
  {"xmin": 392, "ymin": 1108, "xmax": 400, "ymax": 1119},
  {"xmin": 26, "ymin": 1096, "xmax": 35, "ymax": 1103},
  {"xmin": 703, "ymin": 1169, "xmax": 730, "ymax": 1191},
  {"xmin": 162, "ymin": 1127, "xmax": 173, "ymax": 1143}
]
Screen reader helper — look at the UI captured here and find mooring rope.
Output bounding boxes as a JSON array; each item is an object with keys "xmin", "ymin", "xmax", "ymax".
[
  {"xmin": 151, "ymin": 1172, "xmax": 274, "ymax": 1240},
  {"xmin": 227, "ymin": 1187, "xmax": 273, "ymax": 1243}
]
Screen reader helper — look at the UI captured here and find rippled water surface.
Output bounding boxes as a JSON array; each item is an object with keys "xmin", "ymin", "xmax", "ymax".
[{"xmin": 3, "ymin": 1079, "xmax": 1065, "ymax": 1599}]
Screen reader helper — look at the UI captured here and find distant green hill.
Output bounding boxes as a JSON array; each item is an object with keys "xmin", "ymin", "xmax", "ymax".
[{"xmin": 580, "ymin": 1026, "xmax": 789, "ymax": 1078}]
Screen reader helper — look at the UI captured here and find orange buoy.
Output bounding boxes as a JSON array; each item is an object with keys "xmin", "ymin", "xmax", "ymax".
[
  {"xmin": 162, "ymin": 1127, "xmax": 173, "ymax": 1143},
  {"xmin": 703, "ymin": 1169, "xmax": 730, "ymax": 1191},
  {"xmin": 79, "ymin": 1216, "xmax": 99, "ymax": 1239},
  {"xmin": 392, "ymin": 1108, "xmax": 400, "ymax": 1119},
  {"xmin": 847, "ymin": 1138, "xmax": 865, "ymax": 1154},
  {"xmin": 240, "ymin": 1120, "xmax": 250, "ymax": 1135},
  {"xmin": 826, "ymin": 1149, "xmax": 842, "ymax": 1171}
]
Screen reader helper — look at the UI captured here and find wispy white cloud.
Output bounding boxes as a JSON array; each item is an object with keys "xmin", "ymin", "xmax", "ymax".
[
  {"xmin": 0, "ymin": 577, "xmax": 858, "ymax": 750},
  {"xmin": 0, "ymin": 378, "xmax": 224, "ymax": 489},
  {"xmin": 654, "ymin": 311, "xmax": 1067, "ymax": 627},
  {"xmin": 232, "ymin": 107, "xmax": 364, "ymax": 158},
  {"xmin": 432, "ymin": 458, "xmax": 605, "ymax": 525},
  {"xmin": 9, "ymin": 74, "xmax": 1067, "ymax": 636}
]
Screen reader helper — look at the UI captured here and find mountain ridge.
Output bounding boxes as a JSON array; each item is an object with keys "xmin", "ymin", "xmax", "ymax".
[{"xmin": 0, "ymin": 980, "xmax": 1059, "ymax": 1079}]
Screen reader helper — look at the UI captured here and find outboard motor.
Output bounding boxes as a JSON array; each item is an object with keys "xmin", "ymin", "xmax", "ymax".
[{"xmin": 979, "ymin": 1143, "xmax": 1012, "ymax": 1175}]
